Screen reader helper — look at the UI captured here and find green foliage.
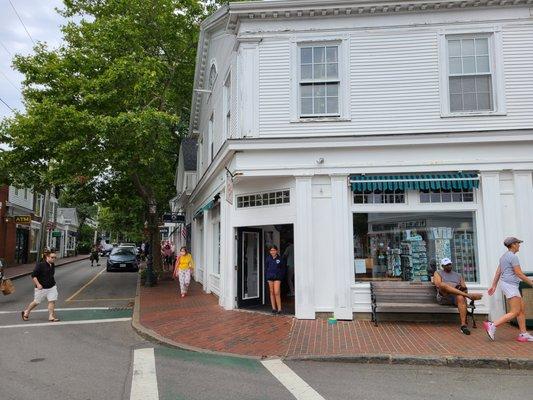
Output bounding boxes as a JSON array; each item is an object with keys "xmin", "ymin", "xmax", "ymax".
[
  {"xmin": 1, "ymin": 0, "xmax": 206, "ymax": 246},
  {"xmin": 77, "ymin": 223, "xmax": 96, "ymax": 253}
]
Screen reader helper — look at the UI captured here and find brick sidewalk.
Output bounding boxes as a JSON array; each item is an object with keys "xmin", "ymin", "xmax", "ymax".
[
  {"xmin": 137, "ymin": 279, "xmax": 533, "ymax": 363},
  {"xmin": 4, "ymin": 254, "xmax": 89, "ymax": 279}
]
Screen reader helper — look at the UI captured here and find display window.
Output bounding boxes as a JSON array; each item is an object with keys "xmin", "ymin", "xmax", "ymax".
[{"xmin": 353, "ymin": 211, "xmax": 478, "ymax": 283}]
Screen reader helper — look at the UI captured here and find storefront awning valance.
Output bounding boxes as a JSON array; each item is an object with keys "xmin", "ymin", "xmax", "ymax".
[
  {"xmin": 350, "ymin": 173, "xmax": 479, "ymax": 192},
  {"xmin": 193, "ymin": 200, "xmax": 215, "ymax": 219}
]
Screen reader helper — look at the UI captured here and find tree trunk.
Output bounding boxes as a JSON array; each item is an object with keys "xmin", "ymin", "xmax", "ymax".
[{"xmin": 147, "ymin": 206, "xmax": 161, "ymax": 273}]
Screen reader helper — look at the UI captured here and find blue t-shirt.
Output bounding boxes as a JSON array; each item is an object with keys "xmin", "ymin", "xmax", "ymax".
[
  {"xmin": 265, "ymin": 255, "xmax": 285, "ymax": 277},
  {"xmin": 499, "ymin": 251, "xmax": 520, "ymax": 286}
]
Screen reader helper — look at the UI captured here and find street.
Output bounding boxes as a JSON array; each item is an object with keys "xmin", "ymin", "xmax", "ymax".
[{"xmin": 0, "ymin": 258, "xmax": 531, "ymax": 400}]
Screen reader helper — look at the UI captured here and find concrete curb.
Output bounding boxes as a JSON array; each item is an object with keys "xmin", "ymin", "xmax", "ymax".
[
  {"xmin": 283, "ymin": 354, "xmax": 533, "ymax": 370},
  {"xmin": 129, "ymin": 277, "xmax": 533, "ymax": 370},
  {"xmin": 7, "ymin": 256, "xmax": 90, "ymax": 281},
  {"xmin": 130, "ymin": 276, "xmax": 262, "ymax": 361}
]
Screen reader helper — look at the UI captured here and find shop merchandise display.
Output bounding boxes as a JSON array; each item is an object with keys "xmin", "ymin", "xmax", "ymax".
[
  {"xmin": 401, "ymin": 233, "xmax": 429, "ymax": 281},
  {"xmin": 387, "ymin": 248, "xmax": 402, "ymax": 277},
  {"xmin": 454, "ymin": 232, "xmax": 476, "ymax": 282}
]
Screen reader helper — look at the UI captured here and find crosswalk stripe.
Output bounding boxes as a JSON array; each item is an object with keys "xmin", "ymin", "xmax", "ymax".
[
  {"xmin": 130, "ymin": 348, "xmax": 159, "ymax": 400},
  {"xmin": 0, "ymin": 317, "xmax": 131, "ymax": 329},
  {"xmin": 261, "ymin": 359, "xmax": 326, "ymax": 400}
]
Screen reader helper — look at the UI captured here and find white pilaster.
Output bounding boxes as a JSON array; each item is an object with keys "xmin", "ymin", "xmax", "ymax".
[
  {"xmin": 331, "ymin": 175, "xmax": 353, "ymax": 320},
  {"xmin": 480, "ymin": 171, "xmax": 505, "ymax": 319},
  {"xmin": 513, "ymin": 171, "xmax": 533, "ymax": 272},
  {"xmin": 202, "ymin": 209, "xmax": 210, "ymax": 293},
  {"xmin": 219, "ymin": 194, "xmax": 235, "ymax": 309},
  {"xmin": 294, "ymin": 175, "xmax": 315, "ymax": 319}
]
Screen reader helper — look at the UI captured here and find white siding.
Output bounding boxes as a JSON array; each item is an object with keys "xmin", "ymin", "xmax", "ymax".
[
  {"xmin": 257, "ymin": 22, "xmax": 533, "ymax": 137},
  {"xmin": 8, "ymin": 186, "xmax": 34, "ymax": 210}
]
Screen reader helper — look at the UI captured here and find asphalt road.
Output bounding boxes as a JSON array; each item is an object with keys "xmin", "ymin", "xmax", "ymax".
[{"xmin": 1, "ymin": 259, "xmax": 532, "ymax": 400}]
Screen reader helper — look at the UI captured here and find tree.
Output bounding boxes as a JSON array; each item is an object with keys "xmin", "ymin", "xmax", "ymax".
[{"xmin": 1, "ymin": 0, "xmax": 206, "ymax": 272}]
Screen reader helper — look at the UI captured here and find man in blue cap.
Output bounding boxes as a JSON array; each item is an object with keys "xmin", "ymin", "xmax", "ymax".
[{"xmin": 434, "ymin": 257, "xmax": 483, "ymax": 335}]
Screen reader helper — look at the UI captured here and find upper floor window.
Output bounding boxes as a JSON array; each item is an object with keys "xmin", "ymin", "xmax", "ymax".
[
  {"xmin": 439, "ymin": 31, "xmax": 505, "ymax": 117},
  {"xmin": 299, "ymin": 45, "xmax": 340, "ymax": 117},
  {"xmin": 448, "ymin": 36, "xmax": 492, "ymax": 112},
  {"xmin": 420, "ymin": 188, "xmax": 474, "ymax": 203},
  {"xmin": 224, "ymin": 73, "xmax": 231, "ymax": 138},
  {"xmin": 354, "ymin": 189, "xmax": 406, "ymax": 205},
  {"xmin": 208, "ymin": 114, "xmax": 214, "ymax": 161}
]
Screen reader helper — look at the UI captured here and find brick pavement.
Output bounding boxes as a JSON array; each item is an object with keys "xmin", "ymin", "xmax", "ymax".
[
  {"xmin": 138, "ymin": 279, "xmax": 533, "ymax": 361},
  {"xmin": 4, "ymin": 254, "xmax": 89, "ymax": 279}
]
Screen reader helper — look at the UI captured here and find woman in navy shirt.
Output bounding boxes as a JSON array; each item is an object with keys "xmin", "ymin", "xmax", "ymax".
[{"xmin": 265, "ymin": 245, "xmax": 285, "ymax": 314}]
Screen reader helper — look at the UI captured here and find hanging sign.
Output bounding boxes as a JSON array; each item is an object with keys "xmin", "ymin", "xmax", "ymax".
[
  {"xmin": 162, "ymin": 213, "xmax": 185, "ymax": 224},
  {"xmin": 51, "ymin": 231, "xmax": 62, "ymax": 238}
]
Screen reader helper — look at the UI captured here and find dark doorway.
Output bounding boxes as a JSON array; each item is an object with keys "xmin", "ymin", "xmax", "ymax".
[
  {"xmin": 15, "ymin": 228, "xmax": 29, "ymax": 264},
  {"xmin": 237, "ymin": 227, "xmax": 263, "ymax": 308}
]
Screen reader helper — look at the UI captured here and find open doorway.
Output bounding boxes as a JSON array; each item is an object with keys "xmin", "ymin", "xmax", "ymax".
[{"xmin": 237, "ymin": 224, "xmax": 294, "ymax": 315}]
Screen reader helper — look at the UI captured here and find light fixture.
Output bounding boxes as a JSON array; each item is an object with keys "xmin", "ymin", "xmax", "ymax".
[{"xmin": 316, "ymin": 157, "xmax": 324, "ymax": 164}]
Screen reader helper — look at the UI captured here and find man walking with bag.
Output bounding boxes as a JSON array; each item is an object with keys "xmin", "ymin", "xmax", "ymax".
[{"xmin": 21, "ymin": 249, "xmax": 60, "ymax": 322}]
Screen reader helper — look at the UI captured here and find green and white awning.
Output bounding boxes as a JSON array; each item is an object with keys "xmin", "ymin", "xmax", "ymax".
[
  {"xmin": 193, "ymin": 200, "xmax": 214, "ymax": 219},
  {"xmin": 350, "ymin": 173, "xmax": 479, "ymax": 193}
]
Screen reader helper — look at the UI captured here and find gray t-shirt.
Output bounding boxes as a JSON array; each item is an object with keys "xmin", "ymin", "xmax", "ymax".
[{"xmin": 499, "ymin": 251, "xmax": 520, "ymax": 286}]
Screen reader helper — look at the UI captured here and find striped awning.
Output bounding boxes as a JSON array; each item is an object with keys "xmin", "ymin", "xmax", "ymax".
[
  {"xmin": 350, "ymin": 173, "xmax": 479, "ymax": 192},
  {"xmin": 193, "ymin": 200, "xmax": 214, "ymax": 219}
]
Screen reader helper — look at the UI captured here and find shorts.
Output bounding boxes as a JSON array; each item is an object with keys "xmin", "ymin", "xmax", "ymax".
[
  {"xmin": 500, "ymin": 281, "xmax": 521, "ymax": 299},
  {"xmin": 34, "ymin": 286, "xmax": 58, "ymax": 304},
  {"xmin": 266, "ymin": 271, "xmax": 283, "ymax": 281},
  {"xmin": 436, "ymin": 293, "xmax": 457, "ymax": 306}
]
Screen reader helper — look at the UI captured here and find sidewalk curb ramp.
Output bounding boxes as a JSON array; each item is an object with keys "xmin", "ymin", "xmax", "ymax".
[
  {"xmin": 7, "ymin": 256, "xmax": 90, "ymax": 281},
  {"xmin": 130, "ymin": 277, "xmax": 533, "ymax": 370}
]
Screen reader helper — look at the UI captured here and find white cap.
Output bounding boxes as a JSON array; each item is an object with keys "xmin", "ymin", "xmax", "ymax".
[{"xmin": 440, "ymin": 258, "xmax": 452, "ymax": 266}]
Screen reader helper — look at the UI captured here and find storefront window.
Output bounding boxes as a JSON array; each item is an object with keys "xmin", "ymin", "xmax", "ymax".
[
  {"xmin": 420, "ymin": 188, "xmax": 474, "ymax": 203},
  {"xmin": 353, "ymin": 189, "xmax": 405, "ymax": 204},
  {"xmin": 353, "ymin": 212, "xmax": 478, "ymax": 283}
]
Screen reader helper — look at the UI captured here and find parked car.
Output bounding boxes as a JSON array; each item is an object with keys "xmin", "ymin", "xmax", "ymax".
[
  {"xmin": 106, "ymin": 246, "xmax": 139, "ymax": 272},
  {"xmin": 100, "ymin": 243, "xmax": 114, "ymax": 257}
]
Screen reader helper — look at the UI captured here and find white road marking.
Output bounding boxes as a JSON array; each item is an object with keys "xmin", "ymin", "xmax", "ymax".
[
  {"xmin": 130, "ymin": 348, "xmax": 159, "ymax": 400},
  {"xmin": 0, "ymin": 307, "xmax": 111, "ymax": 314},
  {"xmin": 0, "ymin": 317, "xmax": 131, "ymax": 329},
  {"xmin": 261, "ymin": 359, "xmax": 326, "ymax": 400}
]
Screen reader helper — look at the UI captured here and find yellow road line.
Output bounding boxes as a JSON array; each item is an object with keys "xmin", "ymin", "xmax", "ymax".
[
  {"xmin": 65, "ymin": 268, "xmax": 106, "ymax": 302},
  {"xmin": 68, "ymin": 298, "xmax": 134, "ymax": 302}
]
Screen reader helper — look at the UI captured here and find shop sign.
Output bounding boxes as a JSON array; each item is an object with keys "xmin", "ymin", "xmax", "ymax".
[
  {"xmin": 159, "ymin": 227, "xmax": 169, "ymax": 235},
  {"xmin": 14, "ymin": 215, "xmax": 31, "ymax": 225},
  {"xmin": 162, "ymin": 213, "xmax": 185, "ymax": 224},
  {"xmin": 51, "ymin": 231, "xmax": 62, "ymax": 237},
  {"xmin": 371, "ymin": 220, "xmax": 426, "ymax": 233}
]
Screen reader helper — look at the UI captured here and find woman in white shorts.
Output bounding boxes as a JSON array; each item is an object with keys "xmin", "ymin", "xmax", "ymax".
[{"xmin": 485, "ymin": 237, "xmax": 533, "ymax": 342}]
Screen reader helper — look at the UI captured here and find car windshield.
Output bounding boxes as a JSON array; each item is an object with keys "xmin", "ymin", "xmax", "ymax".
[{"xmin": 111, "ymin": 247, "xmax": 136, "ymax": 256}]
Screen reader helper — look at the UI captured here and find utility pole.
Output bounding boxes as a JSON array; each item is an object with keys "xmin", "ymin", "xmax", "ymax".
[{"xmin": 36, "ymin": 189, "xmax": 51, "ymax": 263}]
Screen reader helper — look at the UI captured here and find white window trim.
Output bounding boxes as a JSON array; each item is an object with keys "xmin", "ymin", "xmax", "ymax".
[
  {"xmin": 290, "ymin": 35, "xmax": 351, "ymax": 123},
  {"xmin": 438, "ymin": 28, "xmax": 506, "ymax": 118}
]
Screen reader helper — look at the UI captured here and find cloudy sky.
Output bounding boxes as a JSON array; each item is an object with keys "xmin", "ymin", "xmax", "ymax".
[{"xmin": 0, "ymin": 0, "xmax": 66, "ymax": 120}]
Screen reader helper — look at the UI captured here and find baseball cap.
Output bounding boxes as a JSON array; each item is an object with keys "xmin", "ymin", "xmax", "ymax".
[
  {"xmin": 504, "ymin": 237, "xmax": 523, "ymax": 247},
  {"xmin": 440, "ymin": 258, "xmax": 452, "ymax": 266}
]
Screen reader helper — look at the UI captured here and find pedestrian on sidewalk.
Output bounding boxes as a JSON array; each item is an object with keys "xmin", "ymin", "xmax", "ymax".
[
  {"xmin": 266, "ymin": 245, "xmax": 286, "ymax": 315},
  {"xmin": 21, "ymin": 249, "xmax": 60, "ymax": 322},
  {"xmin": 173, "ymin": 247, "xmax": 194, "ymax": 298},
  {"xmin": 433, "ymin": 258, "xmax": 483, "ymax": 335},
  {"xmin": 484, "ymin": 237, "xmax": 533, "ymax": 342}
]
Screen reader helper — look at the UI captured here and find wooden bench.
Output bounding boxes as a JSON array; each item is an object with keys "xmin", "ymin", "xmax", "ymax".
[{"xmin": 370, "ymin": 281, "xmax": 476, "ymax": 327}]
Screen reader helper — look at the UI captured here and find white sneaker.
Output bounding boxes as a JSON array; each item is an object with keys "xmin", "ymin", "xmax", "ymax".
[
  {"xmin": 517, "ymin": 332, "xmax": 533, "ymax": 342},
  {"xmin": 483, "ymin": 321, "xmax": 496, "ymax": 341}
]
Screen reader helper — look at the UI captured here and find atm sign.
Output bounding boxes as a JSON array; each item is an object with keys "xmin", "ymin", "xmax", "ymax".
[{"xmin": 15, "ymin": 216, "xmax": 31, "ymax": 224}]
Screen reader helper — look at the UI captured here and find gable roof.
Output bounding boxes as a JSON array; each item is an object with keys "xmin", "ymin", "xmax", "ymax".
[{"xmin": 181, "ymin": 138, "xmax": 198, "ymax": 171}]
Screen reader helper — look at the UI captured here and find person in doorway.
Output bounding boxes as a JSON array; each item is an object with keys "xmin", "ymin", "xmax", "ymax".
[
  {"xmin": 173, "ymin": 246, "xmax": 194, "ymax": 298},
  {"xmin": 484, "ymin": 237, "xmax": 533, "ymax": 342},
  {"xmin": 433, "ymin": 258, "xmax": 483, "ymax": 335},
  {"xmin": 21, "ymin": 249, "xmax": 60, "ymax": 322},
  {"xmin": 266, "ymin": 245, "xmax": 286, "ymax": 315},
  {"xmin": 90, "ymin": 244, "xmax": 100, "ymax": 267},
  {"xmin": 283, "ymin": 242, "xmax": 295, "ymax": 296}
]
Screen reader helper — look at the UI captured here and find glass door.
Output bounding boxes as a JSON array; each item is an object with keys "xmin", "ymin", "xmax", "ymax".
[{"xmin": 237, "ymin": 228, "xmax": 263, "ymax": 308}]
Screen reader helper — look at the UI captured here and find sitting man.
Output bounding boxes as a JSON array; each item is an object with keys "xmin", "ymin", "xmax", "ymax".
[{"xmin": 433, "ymin": 258, "xmax": 483, "ymax": 335}]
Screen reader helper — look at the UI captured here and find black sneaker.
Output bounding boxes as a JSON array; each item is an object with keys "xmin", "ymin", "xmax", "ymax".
[
  {"xmin": 277, "ymin": 310, "xmax": 283, "ymax": 315},
  {"xmin": 460, "ymin": 325, "xmax": 471, "ymax": 335},
  {"xmin": 271, "ymin": 309, "xmax": 277, "ymax": 315}
]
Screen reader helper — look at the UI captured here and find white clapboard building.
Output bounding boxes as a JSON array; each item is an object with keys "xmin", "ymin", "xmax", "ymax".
[{"xmin": 174, "ymin": 0, "xmax": 533, "ymax": 320}]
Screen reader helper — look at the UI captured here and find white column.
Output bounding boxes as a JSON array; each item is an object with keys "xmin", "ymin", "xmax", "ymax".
[
  {"xmin": 331, "ymin": 175, "xmax": 353, "ymax": 320},
  {"xmin": 202, "ymin": 209, "xmax": 210, "ymax": 293},
  {"xmin": 294, "ymin": 175, "xmax": 315, "ymax": 319},
  {"xmin": 513, "ymin": 171, "xmax": 533, "ymax": 272},
  {"xmin": 480, "ymin": 171, "xmax": 505, "ymax": 319},
  {"xmin": 219, "ymin": 194, "xmax": 235, "ymax": 309}
]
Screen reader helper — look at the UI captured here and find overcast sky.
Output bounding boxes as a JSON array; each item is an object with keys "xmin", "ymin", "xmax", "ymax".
[{"xmin": 0, "ymin": 0, "xmax": 65, "ymax": 120}]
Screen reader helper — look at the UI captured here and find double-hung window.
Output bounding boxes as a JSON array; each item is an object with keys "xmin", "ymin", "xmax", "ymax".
[
  {"xmin": 299, "ymin": 44, "xmax": 340, "ymax": 117},
  {"xmin": 448, "ymin": 36, "xmax": 492, "ymax": 112},
  {"xmin": 440, "ymin": 31, "xmax": 505, "ymax": 116}
]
